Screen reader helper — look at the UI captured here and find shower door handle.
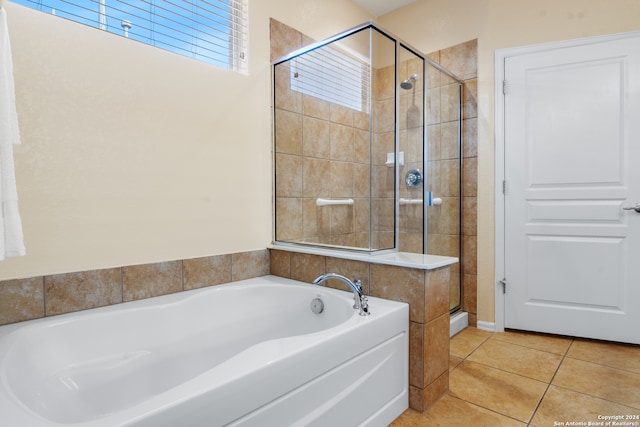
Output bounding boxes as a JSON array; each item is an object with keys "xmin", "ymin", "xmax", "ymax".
[
  {"xmin": 622, "ymin": 203, "xmax": 640, "ymax": 213},
  {"xmin": 425, "ymin": 192, "xmax": 443, "ymax": 206}
]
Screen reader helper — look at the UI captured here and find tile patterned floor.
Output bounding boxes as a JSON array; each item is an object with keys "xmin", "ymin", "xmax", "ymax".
[{"xmin": 391, "ymin": 328, "xmax": 640, "ymax": 426}]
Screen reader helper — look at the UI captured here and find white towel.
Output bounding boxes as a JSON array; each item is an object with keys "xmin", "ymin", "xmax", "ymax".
[{"xmin": 0, "ymin": 7, "xmax": 25, "ymax": 260}]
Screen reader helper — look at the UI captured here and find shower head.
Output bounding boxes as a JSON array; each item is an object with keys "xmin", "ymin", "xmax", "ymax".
[
  {"xmin": 400, "ymin": 80, "xmax": 413, "ymax": 90},
  {"xmin": 400, "ymin": 74, "xmax": 419, "ymax": 90}
]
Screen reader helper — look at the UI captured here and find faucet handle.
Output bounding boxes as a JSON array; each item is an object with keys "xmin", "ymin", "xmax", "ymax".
[
  {"xmin": 354, "ymin": 279, "xmax": 362, "ymax": 292},
  {"xmin": 359, "ymin": 296, "xmax": 370, "ymax": 316}
]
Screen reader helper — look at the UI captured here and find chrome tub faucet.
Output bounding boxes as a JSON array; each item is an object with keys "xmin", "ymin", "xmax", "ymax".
[{"xmin": 312, "ymin": 273, "xmax": 370, "ymax": 316}]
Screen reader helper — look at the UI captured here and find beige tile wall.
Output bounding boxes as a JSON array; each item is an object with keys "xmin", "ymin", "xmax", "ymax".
[
  {"xmin": 272, "ymin": 19, "xmax": 396, "ymax": 250},
  {"xmin": 370, "ymin": 50, "xmax": 397, "ymax": 250},
  {"xmin": 438, "ymin": 40, "xmax": 478, "ymax": 321},
  {"xmin": 425, "ymin": 51, "xmax": 463, "ymax": 311},
  {"xmin": 397, "ymin": 52, "xmax": 426, "ymax": 254},
  {"xmin": 269, "ymin": 248, "xmax": 451, "ymax": 412},
  {"xmin": 0, "ymin": 249, "xmax": 270, "ymax": 325},
  {"xmin": 274, "ymin": 97, "xmax": 373, "ymax": 247},
  {"xmin": 424, "ymin": 40, "xmax": 477, "ymax": 316},
  {"xmin": 365, "ymin": 41, "xmax": 478, "ymax": 317}
]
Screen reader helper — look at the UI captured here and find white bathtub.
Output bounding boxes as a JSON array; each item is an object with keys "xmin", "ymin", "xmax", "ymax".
[{"xmin": 0, "ymin": 275, "xmax": 408, "ymax": 426}]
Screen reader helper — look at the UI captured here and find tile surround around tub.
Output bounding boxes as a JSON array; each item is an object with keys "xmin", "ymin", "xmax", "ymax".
[
  {"xmin": 46, "ymin": 268, "xmax": 123, "ymax": 315},
  {"xmin": 270, "ymin": 248, "xmax": 451, "ymax": 412},
  {"xmin": 4, "ymin": 244, "xmax": 455, "ymax": 412},
  {"xmin": 0, "ymin": 249, "xmax": 270, "ymax": 325},
  {"xmin": 0, "ymin": 277, "xmax": 44, "ymax": 324},
  {"xmin": 123, "ymin": 261, "xmax": 182, "ymax": 302},
  {"xmin": 183, "ymin": 254, "xmax": 232, "ymax": 290}
]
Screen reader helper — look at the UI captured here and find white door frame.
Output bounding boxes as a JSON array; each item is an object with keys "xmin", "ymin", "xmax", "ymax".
[{"xmin": 494, "ymin": 30, "xmax": 640, "ymax": 334}]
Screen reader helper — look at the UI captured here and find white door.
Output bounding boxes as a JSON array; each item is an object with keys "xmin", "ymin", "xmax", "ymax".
[{"xmin": 502, "ymin": 33, "xmax": 640, "ymax": 344}]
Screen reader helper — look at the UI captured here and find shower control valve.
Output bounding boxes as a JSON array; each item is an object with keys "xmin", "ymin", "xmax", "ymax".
[{"xmin": 405, "ymin": 169, "xmax": 423, "ymax": 188}]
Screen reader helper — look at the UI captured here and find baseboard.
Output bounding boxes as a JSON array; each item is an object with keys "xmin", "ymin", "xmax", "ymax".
[
  {"xmin": 450, "ymin": 311, "xmax": 468, "ymax": 337},
  {"xmin": 476, "ymin": 320, "xmax": 497, "ymax": 332}
]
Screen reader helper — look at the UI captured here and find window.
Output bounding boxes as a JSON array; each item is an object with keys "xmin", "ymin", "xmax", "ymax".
[
  {"xmin": 11, "ymin": 0, "xmax": 248, "ymax": 72},
  {"xmin": 290, "ymin": 44, "xmax": 370, "ymax": 113}
]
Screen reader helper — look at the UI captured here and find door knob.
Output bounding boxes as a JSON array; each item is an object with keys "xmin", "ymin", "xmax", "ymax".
[{"xmin": 622, "ymin": 202, "xmax": 640, "ymax": 213}]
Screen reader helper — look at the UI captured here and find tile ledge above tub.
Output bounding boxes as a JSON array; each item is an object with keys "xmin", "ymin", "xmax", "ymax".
[{"xmin": 268, "ymin": 244, "xmax": 458, "ymax": 270}]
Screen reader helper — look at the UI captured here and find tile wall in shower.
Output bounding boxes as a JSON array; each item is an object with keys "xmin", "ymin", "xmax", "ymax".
[
  {"xmin": 272, "ymin": 19, "xmax": 399, "ymax": 250},
  {"xmin": 436, "ymin": 40, "xmax": 478, "ymax": 320}
]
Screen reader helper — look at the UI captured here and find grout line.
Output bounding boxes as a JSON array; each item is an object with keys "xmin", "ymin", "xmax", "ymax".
[
  {"xmin": 463, "ymin": 336, "xmax": 491, "ymax": 360},
  {"xmin": 230, "ymin": 253, "xmax": 235, "ymax": 282},
  {"xmin": 527, "ymin": 337, "xmax": 575, "ymax": 426},
  {"xmin": 527, "ymin": 380, "xmax": 553, "ymax": 426},
  {"xmin": 449, "ymin": 331, "xmax": 640, "ymax": 426},
  {"xmin": 549, "ymin": 383, "xmax": 640, "ymax": 411},
  {"xmin": 489, "ymin": 335, "xmax": 573, "ymax": 356},
  {"xmin": 562, "ymin": 353, "xmax": 640, "ymax": 375},
  {"xmin": 180, "ymin": 260, "xmax": 185, "ymax": 291},
  {"xmin": 119, "ymin": 267, "xmax": 124, "ymax": 303},
  {"xmin": 41, "ymin": 276, "xmax": 47, "ymax": 318},
  {"xmin": 454, "ymin": 332, "xmax": 568, "ymax": 426},
  {"xmin": 563, "ymin": 337, "xmax": 576, "ymax": 357},
  {"xmin": 457, "ymin": 357, "xmax": 549, "ymax": 386},
  {"xmin": 448, "ymin": 331, "xmax": 537, "ymax": 425},
  {"xmin": 448, "ymin": 394, "xmax": 529, "ymax": 426}
]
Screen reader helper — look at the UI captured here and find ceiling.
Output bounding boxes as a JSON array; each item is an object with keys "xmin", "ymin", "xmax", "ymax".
[{"xmin": 352, "ymin": 0, "xmax": 416, "ymax": 17}]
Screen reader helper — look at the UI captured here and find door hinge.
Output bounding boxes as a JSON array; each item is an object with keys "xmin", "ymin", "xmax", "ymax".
[
  {"xmin": 499, "ymin": 278, "xmax": 507, "ymax": 294},
  {"xmin": 503, "ymin": 80, "xmax": 508, "ymax": 95},
  {"xmin": 502, "ymin": 180, "xmax": 507, "ymax": 195}
]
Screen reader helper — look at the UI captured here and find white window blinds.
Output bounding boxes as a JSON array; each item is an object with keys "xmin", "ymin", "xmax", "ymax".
[
  {"xmin": 12, "ymin": 0, "xmax": 248, "ymax": 72},
  {"xmin": 290, "ymin": 45, "xmax": 370, "ymax": 113}
]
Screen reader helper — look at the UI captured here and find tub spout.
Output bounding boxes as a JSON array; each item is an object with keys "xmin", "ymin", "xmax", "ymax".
[{"xmin": 312, "ymin": 273, "xmax": 370, "ymax": 316}]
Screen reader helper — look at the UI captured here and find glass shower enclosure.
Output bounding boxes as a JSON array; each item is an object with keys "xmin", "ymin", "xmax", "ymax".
[{"xmin": 272, "ymin": 22, "xmax": 463, "ymax": 309}]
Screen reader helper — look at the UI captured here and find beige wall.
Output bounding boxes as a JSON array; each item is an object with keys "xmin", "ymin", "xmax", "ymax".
[
  {"xmin": 380, "ymin": 0, "xmax": 640, "ymax": 323},
  {"xmin": 2, "ymin": 0, "xmax": 371, "ymax": 280}
]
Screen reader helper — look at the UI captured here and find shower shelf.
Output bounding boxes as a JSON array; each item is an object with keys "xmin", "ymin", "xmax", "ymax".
[{"xmin": 316, "ymin": 198, "xmax": 355, "ymax": 207}]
